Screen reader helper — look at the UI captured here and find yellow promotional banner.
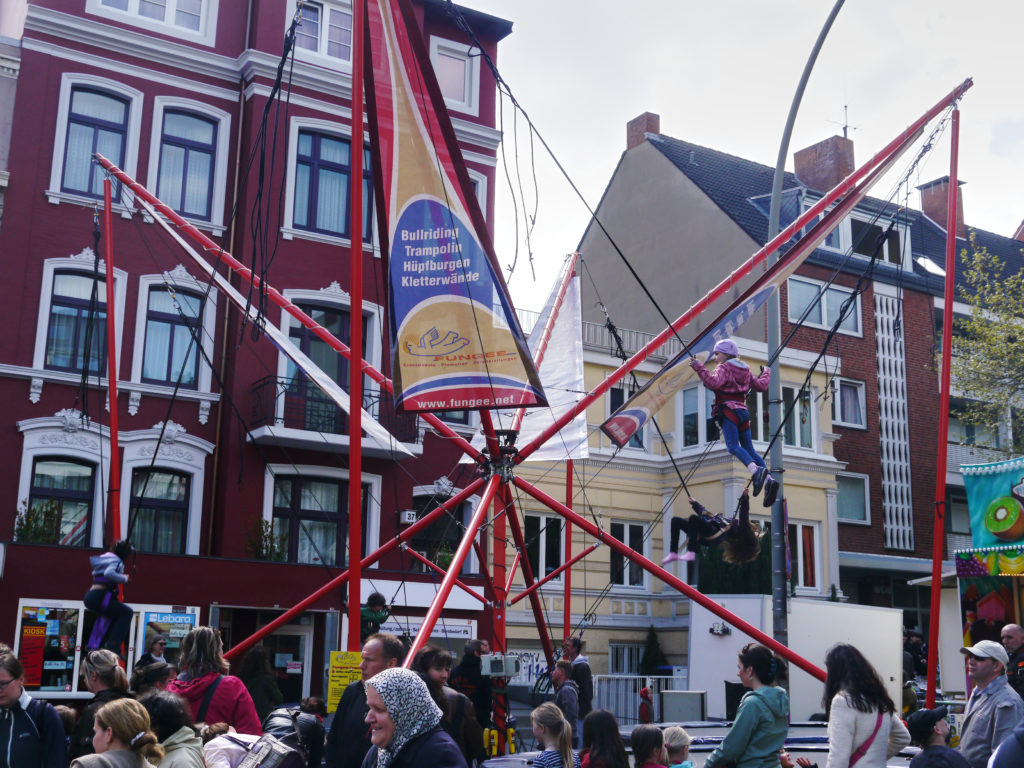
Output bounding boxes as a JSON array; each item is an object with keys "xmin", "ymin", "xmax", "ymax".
[{"xmin": 327, "ymin": 651, "xmax": 363, "ymax": 713}]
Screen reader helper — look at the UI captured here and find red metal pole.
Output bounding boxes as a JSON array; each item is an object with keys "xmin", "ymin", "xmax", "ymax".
[
  {"xmin": 92, "ymin": 155, "xmax": 484, "ymax": 463},
  {"xmin": 563, "ymin": 460, "xmax": 572, "ymax": 642},
  {"xmin": 225, "ymin": 476, "xmax": 485, "ymax": 660},
  {"xmin": 503, "ymin": 484, "xmax": 557, "ymax": 668},
  {"xmin": 102, "ymin": 180, "xmax": 121, "ymax": 546},
  {"xmin": 401, "ymin": 547, "xmax": 487, "ymax": 603},
  {"xmin": 513, "ymin": 475, "xmax": 827, "ymax": 682},
  {"xmin": 514, "ymin": 79, "xmax": 972, "ymax": 463},
  {"xmin": 347, "ymin": 0, "xmax": 366, "ymax": 652},
  {"xmin": 511, "ymin": 543, "xmax": 599, "ymax": 606},
  {"xmin": 403, "ymin": 475, "xmax": 501, "ymax": 666},
  {"xmin": 504, "ymin": 551, "xmax": 521, "ymax": 595},
  {"xmin": 927, "ymin": 107, "xmax": 960, "ymax": 708}
]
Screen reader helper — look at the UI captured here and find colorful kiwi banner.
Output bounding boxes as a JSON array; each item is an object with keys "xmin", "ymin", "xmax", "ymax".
[
  {"xmin": 962, "ymin": 455, "xmax": 1024, "ymax": 549},
  {"xmin": 365, "ymin": 0, "xmax": 545, "ymax": 413}
]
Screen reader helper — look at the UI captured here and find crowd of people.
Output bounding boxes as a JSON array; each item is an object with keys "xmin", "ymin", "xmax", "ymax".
[{"xmin": 11, "ymin": 623, "xmax": 1024, "ymax": 768}]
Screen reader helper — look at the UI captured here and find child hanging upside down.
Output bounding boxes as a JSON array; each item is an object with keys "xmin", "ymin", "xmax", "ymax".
[
  {"xmin": 662, "ymin": 489, "xmax": 762, "ymax": 565},
  {"xmin": 689, "ymin": 338, "xmax": 779, "ymax": 507}
]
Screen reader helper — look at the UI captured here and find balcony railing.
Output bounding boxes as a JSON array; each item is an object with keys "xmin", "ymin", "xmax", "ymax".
[
  {"xmin": 251, "ymin": 376, "xmax": 420, "ymax": 444},
  {"xmin": 947, "ymin": 441, "xmax": 1004, "ymax": 475}
]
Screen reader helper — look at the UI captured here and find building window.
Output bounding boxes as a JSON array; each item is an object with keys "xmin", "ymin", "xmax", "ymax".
[
  {"xmin": 946, "ymin": 487, "xmax": 970, "ymax": 534},
  {"xmin": 679, "ymin": 385, "xmax": 719, "ymax": 449},
  {"xmin": 524, "ymin": 513, "xmax": 562, "ymax": 580},
  {"xmin": 61, "ymin": 87, "xmax": 128, "ymax": 199},
  {"xmin": 156, "ymin": 111, "xmax": 217, "ymax": 221},
  {"xmin": 747, "ymin": 387, "xmax": 812, "ymax": 449},
  {"xmin": 87, "ymin": 0, "xmax": 217, "ymax": 43},
  {"xmin": 429, "ymin": 37, "xmax": 480, "ymax": 117},
  {"xmin": 609, "ymin": 387, "xmax": 645, "ymax": 450},
  {"xmin": 27, "ymin": 458, "xmax": 96, "ymax": 547},
  {"xmin": 129, "ymin": 469, "xmax": 190, "ymax": 554},
  {"xmin": 949, "ymin": 397, "xmax": 1001, "ymax": 448},
  {"xmin": 438, "ymin": 411, "xmax": 470, "ymax": 426},
  {"xmin": 610, "ymin": 521, "xmax": 644, "ymax": 587},
  {"xmin": 831, "ymin": 378, "xmax": 866, "ymax": 428},
  {"xmin": 142, "ymin": 288, "xmax": 202, "ymax": 387},
  {"xmin": 45, "ymin": 272, "xmax": 107, "ymax": 374},
  {"xmin": 787, "ymin": 521, "xmax": 818, "ymax": 590},
  {"xmin": 272, "ymin": 474, "xmax": 367, "ymax": 566},
  {"xmin": 788, "ymin": 276, "xmax": 860, "ymax": 335},
  {"xmin": 837, "ymin": 473, "xmax": 869, "ymax": 524},
  {"xmin": 608, "ymin": 643, "xmax": 644, "ymax": 675},
  {"xmin": 408, "ymin": 495, "xmax": 475, "ymax": 575},
  {"xmin": 850, "ymin": 217, "xmax": 903, "ymax": 265},
  {"xmin": 293, "ymin": 130, "xmax": 372, "ymax": 240},
  {"xmin": 295, "ymin": 1, "xmax": 353, "ymax": 62}
]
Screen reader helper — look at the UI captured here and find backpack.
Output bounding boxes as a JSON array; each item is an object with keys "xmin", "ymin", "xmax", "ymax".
[
  {"xmin": 262, "ymin": 707, "xmax": 325, "ymax": 768},
  {"xmin": 227, "ymin": 734, "xmax": 306, "ymax": 768}
]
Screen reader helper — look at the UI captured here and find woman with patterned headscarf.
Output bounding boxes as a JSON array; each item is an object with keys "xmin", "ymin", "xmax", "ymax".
[{"xmin": 361, "ymin": 667, "xmax": 468, "ymax": 768}]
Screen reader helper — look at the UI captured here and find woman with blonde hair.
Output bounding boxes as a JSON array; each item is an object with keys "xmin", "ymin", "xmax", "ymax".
[
  {"xmin": 531, "ymin": 701, "xmax": 580, "ymax": 768},
  {"xmin": 167, "ymin": 626, "xmax": 260, "ymax": 734},
  {"xmin": 70, "ymin": 649, "xmax": 133, "ymax": 760},
  {"xmin": 70, "ymin": 697, "xmax": 164, "ymax": 767},
  {"xmin": 662, "ymin": 726, "xmax": 693, "ymax": 768}
]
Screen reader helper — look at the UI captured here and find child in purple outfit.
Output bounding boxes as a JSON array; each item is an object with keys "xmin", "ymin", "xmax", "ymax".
[{"xmin": 689, "ymin": 338, "xmax": 778, "ymax": 507}]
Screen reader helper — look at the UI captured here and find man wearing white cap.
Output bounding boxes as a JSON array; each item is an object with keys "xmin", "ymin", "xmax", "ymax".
[{"xmin": 957, "ymin": 639, "xmax": 1024, "ymax": 768}]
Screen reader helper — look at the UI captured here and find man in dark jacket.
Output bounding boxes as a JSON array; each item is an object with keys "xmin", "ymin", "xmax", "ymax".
[
  {"xmin": 450, "ymin": 639, "xmax": 491, "ymax": 729},
  {"xmin": 326, "ymin": 633, "xmax": 403, "ymax": 768},
  {"xmin": 907, "ymin": 707, "xmax": 969, "ymax": 768},
  {"xmin": 551, "ymin": 661, "xmax": 579, "ymax": 746},
  {"xmin": 563, "ymin": 637, "xmax": 593, "ymax": 717},
  {"xmin": 0, "ymin": 646, "xmax": 67, "ymax": 768},
  {"xmin": 990, "ymin": 714, "xmax": 1024, "ymax": 768},
  {"xmin": 1001, "ymin": 624, "xmax": 1024, "ymax": 697}
]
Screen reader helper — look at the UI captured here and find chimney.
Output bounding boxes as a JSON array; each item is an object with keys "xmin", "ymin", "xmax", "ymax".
[
  {"xmin": 627, "ymin": 112, "xmax": 660, "ymax": 150},
  {"xmin": 917, "ymin": 177, "xmax": 966, "ymax": 238},
  {"xmin": 794, "ymin": 135, "xmax": 855, "ymax": 192}
]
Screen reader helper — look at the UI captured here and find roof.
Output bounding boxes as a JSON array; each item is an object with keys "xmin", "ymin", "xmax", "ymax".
[
  {"xmin": 417, "ymin": 0, "xmax": 513, "ymax": 41},
  {"xmin": 644, "ymin": 132, "xmax": 1024, "ymax": 298}
]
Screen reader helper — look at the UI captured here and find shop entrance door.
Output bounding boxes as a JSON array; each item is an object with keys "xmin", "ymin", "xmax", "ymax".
[{"xmin": 259, "ymin": 625, "xmax": 313, "ymax": 705}]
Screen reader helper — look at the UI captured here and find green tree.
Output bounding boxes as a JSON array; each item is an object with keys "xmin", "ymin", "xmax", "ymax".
[
  {"xmin": 638, "ymin": 624, "xmax": 669, "ymax": 675},
  {"xmin": 245, "ymin": 517, "xmax": 287, "ymax": 561},
  {"xmin": 13, "ymin": 498, "xmax": 62, "ymax": 544},
  {"xmin": 950, "ymin": 233, "xmax": 1024, "ymax": 454}
]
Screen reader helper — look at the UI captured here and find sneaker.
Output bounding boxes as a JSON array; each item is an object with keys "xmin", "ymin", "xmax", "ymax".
[
  {"xmin": 680, "ymin": 551, "xmax": 696, "ymax": 562},
  {"xmin": 752, "ymin": 466, "xmax": 768, "ymax": 496},
  {"xmin": 762, "ymin": 476, "xmax": 780, "ymax": 507},
  {"xmin": 661, "ymin": 551, "xmax": 683, "ymax": 566}
]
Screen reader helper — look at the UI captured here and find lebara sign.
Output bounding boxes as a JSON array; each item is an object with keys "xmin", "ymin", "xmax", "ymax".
[{"xmin": 962, "ymin": 455, "xmax": 1024, "ymax": 548}]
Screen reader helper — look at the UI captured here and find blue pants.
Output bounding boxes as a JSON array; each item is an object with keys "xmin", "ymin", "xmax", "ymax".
[
  {"xmin": 84, "ymin": 587, "xmax": 133, "ymax": 653},
  {"xmin": 719, "ymin": 408, "xmax": 764, "ymax": 469}
]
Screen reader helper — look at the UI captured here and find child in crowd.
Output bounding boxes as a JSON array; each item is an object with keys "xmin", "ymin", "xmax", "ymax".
[
  {"xmin": 662, "ymin": 726, "xmax": 693, "ymax": 768},
  {"xmin": 662, "ymin": 489, "xmax": 762, "ymax": 565},
  {"xmin": 689, "ymin": 338, "xmax": 778, "ymax": 507},
  {"xmin": 630, "ymin": 724, "xmax": 668, "ymax": 768},
  {"xmin": 531, "ymin": 701, "xmax": 581, "ymax": 768}
]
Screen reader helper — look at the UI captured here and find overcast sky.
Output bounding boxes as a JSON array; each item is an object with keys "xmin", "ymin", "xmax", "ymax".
[{"xmin": 461, "ymin": 1, "xmax": 1024, "ymax": 311}]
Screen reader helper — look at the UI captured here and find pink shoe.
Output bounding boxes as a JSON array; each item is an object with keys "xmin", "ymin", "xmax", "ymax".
[
  {"xmin": 680, "ymin": 551, "xmax": 696, "ymax": 562},
  {"xmin": 661, "ymin": 551, "xmax": 683, "ymax": 566}
]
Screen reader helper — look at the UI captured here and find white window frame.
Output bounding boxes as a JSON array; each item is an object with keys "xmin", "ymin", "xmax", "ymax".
[
  {"xmin": 281, "ymin": 116, "xmax": 378, "ymax": 252},
  {"xmin": 788, "ymin": 519, "xmax": 821, "ymax": 594},
  {"xmin": 787, "ymin": 275, "xmax": 862, "ymax": 337},
  {"xmin": 830, "ymin": 377, "xmax": 866, "ymax": 429},
  {"xmin": 676, "ymin": 383, "xmax": 719, "ymax": 450},
  {"xmin": 263, "ymin": 463, "xmax": 382, "ymax": 566},
  {"xmin": 130, "ymin": 268, "xmax": 218, "ymax": 392},
  {"xmin": 118, "ymin": 423, "xmax": 215, "ymax": 556},
  {"xmin": 608, "ymin": 643, "xmax": 644, "ymax": 675},
  {"xmin": 428, "ymin": 36, "xmax": 480, "ymax": 117},
  {"xmin": 277, "ymin": 285, "xmax": 384, "ymax": 426},
  {"xmin": 466, "ymin": 168, "xmax": 488, "ymax": 220},
  {"xmin": 847, "ymin": 211, "xmax": 910, "ymax": 267},
  {"xmin": 523, "ymin": 511, "xmax": 564, "ymax": 585},
  {"xmin": 85, "ymin": 0, "xmax": 219, "ymax": 46},
  {"xmin": 47, "ymin": 74, "xmax": 144, "ymax": 208},
  {"xmin": 607, "ymin": 381, "xmax": 649, "ymax": 453},
  {"xmin": 145, "ymin": 97, "xmax": 231, "ymax": 234},
  {"xmin": 836, "ymin": 471, "xmax": 870, "ymax": 526},
  {"xmin": 289, "ymin": 0, "xmax": 354, "ymax": 70},
  {"xmin": 33, "ymin": 252, "xmax": 129, "ymax": 372},
  {"xmin": 411, "ymin": 485, "xmax": 480, "ymax": 573},
  {"xmin": 609, "ymin": 520, "xmax": 647, "ymax": 590},
  {"xmin": 16, "ymin": 412, "xmax": 112, "ymax": 549}
]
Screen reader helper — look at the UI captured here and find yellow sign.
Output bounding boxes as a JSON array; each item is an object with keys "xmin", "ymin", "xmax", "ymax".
[{"xmin": 327, "ymin": 651, "xmax": 363, "ymax": 712}]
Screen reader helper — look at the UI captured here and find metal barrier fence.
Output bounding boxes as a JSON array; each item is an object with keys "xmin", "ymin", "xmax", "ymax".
[{"xmin": 594, "ymin": 674, "xmax": 685, "ymax": 726}]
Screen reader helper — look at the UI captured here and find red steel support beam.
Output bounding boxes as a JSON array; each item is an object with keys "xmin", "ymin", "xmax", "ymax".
[
  {"xmin": 513, "ymin": 475, "xmax": 827, "ymax": 682},
  {"xmin": 403, "ymin": 475, "xmax": 501, "ymax": 665},
  {"xmin": 927, "ymin": 107, "xmax": 960, "ymax": 708},
  {"xmin": 563, "ymin": 460, "xmax": 573, "ymax": 642},
  {"xmin": 93, "ymin": 155, "xmax": 483, "ymax": 463},
  {"xmin": 504, "ymin": 551, "xmax": 521, "ymax": 596},
  {"xmin": 511, "ymin": 543, "xmax": 599, "ymax": 606},
  {"xmin": 401, "ymin": 547, "xmax": 487, "ymax": 604},
  {"xmin": 515, "ymin": 79, "xmax": 972, "ymax": 463},
  {"xmin": 224, "ymin": 476, "xmax": 485, "ymax": 660},
  {"xmin": 102, "ymin": 179, "xmax": 121, "ymax": 546}
]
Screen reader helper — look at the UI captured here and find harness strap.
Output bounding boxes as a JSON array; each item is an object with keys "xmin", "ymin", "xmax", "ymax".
[{"xmin": 713, "ymin": 393, "xmax": 750, "ymax": 431}]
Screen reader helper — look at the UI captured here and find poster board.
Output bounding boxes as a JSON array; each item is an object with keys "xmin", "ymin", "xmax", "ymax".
[
  {"xmin": 327, "ymin": 651, "xmax": 363, "ymax": 712},
  {"xmin": 133, "ymin": 604, "xmax": 200, "ymax": 668}
]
